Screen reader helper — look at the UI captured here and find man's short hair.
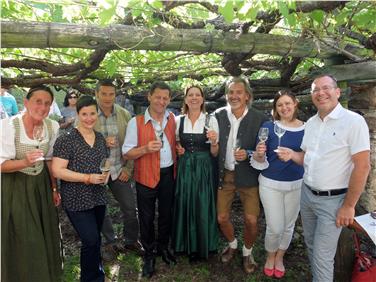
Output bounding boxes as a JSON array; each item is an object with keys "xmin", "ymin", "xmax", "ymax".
[
  {"xmin": 225, "ymin": 76, "xmax": 253, "ymax": 97},
  {"xmin": 313, "ymin": 74, "xmax": 338, "ymax": 88},
  {"xmin": 149, "ymin": 81, "xmax": 171, "ymax": 97},
  {"xmin": 96, "ymin": 79, "xmax": 116, "ymax": 92}
]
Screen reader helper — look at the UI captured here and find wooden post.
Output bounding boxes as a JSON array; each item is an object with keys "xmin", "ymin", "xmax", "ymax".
[{"xmin": 334, "ymin": 228, "xmax": 355, "ymax": 282}]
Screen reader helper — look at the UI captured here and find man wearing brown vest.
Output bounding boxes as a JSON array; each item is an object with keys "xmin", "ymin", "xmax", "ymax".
[{"xmin": 123, "ymin": 81, "xmax": 177, "ymax": 278}]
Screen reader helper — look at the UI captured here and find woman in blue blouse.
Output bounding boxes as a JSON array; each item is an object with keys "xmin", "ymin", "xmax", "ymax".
[
  {"xmin": 251, "ymin": 90, "xmax": 304, "ymax": 279},
  {"xmin": 52, "ymin": 95, "xmax": 108, "ymax": 282}
]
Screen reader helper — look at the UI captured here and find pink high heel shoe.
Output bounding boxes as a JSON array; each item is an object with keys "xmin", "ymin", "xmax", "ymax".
[
  {"xmin": 263, "ymin": 267, "xmax": 274, "ymax": 277},
  {"xmin": 274, "ymin": 268, "xmax": 285, "ymax": 278}
]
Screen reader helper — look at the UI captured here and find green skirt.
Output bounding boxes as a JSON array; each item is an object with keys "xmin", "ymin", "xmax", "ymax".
[
  {"xmin": 172, "ymin": 151, "xmax": 218, "ymax": 258},
  {"xmin": 1, "ymin": 168, "xmax": 63, "ymax": 282}
]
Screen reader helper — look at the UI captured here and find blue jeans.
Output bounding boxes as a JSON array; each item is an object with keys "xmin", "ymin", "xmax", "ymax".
[
  {"xmin": 300, "ymin": 183, "xmax": 345, "ymax": 282},
  {"xmin": 66, "ymin": 205, "xmax": 106, "ymax": 282}
]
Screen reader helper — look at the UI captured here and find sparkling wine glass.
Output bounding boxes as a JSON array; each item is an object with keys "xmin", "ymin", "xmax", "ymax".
[
  {"xmin": 100, "ymin": 158, "xmax": 111, "ymax": 185},
  {"xmin": 33, "ymin": 125, "xmax": 45, "ymax": 161},
  {"xmin": 233, "ymin": 138, "xmax": 241, "ymax": 165},
  {"xmin": 258, "ymin": 127, "xmax": 269, "ymax": 143},
  {"xmin": 274, "ymin": 122, "xmax": 286, "ymax": 151},
  {"xmin": 204, "ymin": 114, "xmax": 212, "ymax": 143}
]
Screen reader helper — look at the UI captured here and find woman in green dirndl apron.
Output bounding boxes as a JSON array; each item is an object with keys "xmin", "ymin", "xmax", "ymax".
[
  {"xmin": 172, "ymin": 85, "xmax": 219, "ymax": 261},
  {"xmin": 1, "ymin": 85, "xmax": 62, "ymax": 282}
]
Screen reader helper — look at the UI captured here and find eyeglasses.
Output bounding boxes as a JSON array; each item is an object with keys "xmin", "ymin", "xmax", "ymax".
[
  {"xmin": 69, "ymin": 96, "xmax": 78, "ymax": 99},
  {"xmin": 311, "ymin": 86, "xmax": 336, "ymax": 95}
]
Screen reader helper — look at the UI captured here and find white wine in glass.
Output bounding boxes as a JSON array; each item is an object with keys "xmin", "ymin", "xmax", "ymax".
[
  {"xmin": 204, "ymin": 114, "xmax": 212, "ymax": 143},
  {"xmin": 258, "ymin": 127, "xmax": 269, "ymax": 143},
  {"xmin": 33, "ymin": 125, "xmax": 45, "ymax": 161},
  {"xmin": 233, "ymin": 138, "xmax": 241, "ymax": 165},
  {"xmin": 99, "ymin": 158, "xmax": 111, "ymax": 185},
  {"xmin": 155, "ymin": 124, "xmax": 164, "ymax": 148}
]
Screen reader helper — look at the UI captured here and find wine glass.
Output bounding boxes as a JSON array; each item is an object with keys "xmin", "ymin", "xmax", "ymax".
[
  {"xmin": 99, "ymin": 158, "xmax": 111, "ymax": 185},
  {"xmin": 258, "ymin": 127, "xmax": 269, "ymax": 143},
  {"xmin": 106, "ymin": 127, "xmax": 119, "ymax": 148},
  {"xmin": 233, "ymin": 138, "xmax": 241, "ymax": 165},
  {"xmin": 33, "ymin": 125, "xmax": 45, "ymax": 161},
  {"xmin": 204, "ymin": 114, "xmax": 212, "ymax": 143},
  {"xmin": 274, "ymin": 122, "xmax": 286, "ymax": 151},
  {"xmin": 155, "ymin": 124, "xmax": 164, "ymax": 148}
]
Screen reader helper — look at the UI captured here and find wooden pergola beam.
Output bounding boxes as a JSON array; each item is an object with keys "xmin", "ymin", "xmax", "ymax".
[{"xmin": 1, "ymin": 21, "xmax": 371, "ymax": 59}]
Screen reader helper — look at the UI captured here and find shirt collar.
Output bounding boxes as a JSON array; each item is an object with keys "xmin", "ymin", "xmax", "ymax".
[
  {"xmin": 327, "ymin": 103, "xmax": 344, "ymax": 119},
  {"xmin": 226, "ymin": 105, "xmax": 248, "ymax": 121},
  {"xmin": 98, "ymin": 105, "xmax": 116, "ymax": 117},
  {"xmin": 313, "ymin": 102, "xmax": 344, "ymax": 122},
  {"xmin": 144, "ymin": 107, "xmax": 171, "ymax": 124}
]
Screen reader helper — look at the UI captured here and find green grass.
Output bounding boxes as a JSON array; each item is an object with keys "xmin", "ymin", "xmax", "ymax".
[{"xmin": 63, "ymin": 255, "xmax": 80, "ymax": 282}]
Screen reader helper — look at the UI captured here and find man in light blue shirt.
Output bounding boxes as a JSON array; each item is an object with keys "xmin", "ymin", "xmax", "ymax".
[{"xmin": 0, "ymin": 87, "xmax": 18, "ymax": 117}]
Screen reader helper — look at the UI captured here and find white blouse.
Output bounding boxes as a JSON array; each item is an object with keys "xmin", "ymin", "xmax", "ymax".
[
  {"xmin": 175, "ymin": 112, "xmax": 219, "ymax": 141},
  {"xmin": 0, "ymin": 114, "xmax": 59, "ymax": 164}
]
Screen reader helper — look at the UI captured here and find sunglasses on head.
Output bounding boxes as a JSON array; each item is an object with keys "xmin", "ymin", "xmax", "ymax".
[{"xmin": 69, "ymin": 95, "xmax": 78, "ymax": 98}]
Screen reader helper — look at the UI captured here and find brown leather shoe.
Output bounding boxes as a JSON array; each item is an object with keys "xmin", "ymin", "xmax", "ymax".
[
  {"xmin": 124, "ymin": 240, "xmax": 145, "ymax": 256},
  {"xmin": 243, "ymin": 253, "xmax": 257, "ymax": 274},
  {"xmin": 220, "ymin": 246, "xmax": 237, "ymax": 263}
]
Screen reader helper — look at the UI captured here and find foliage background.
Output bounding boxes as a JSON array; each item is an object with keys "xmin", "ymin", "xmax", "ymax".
[{"xmin": 2, "ymin": 0, "xmax": 375, "ymax": 97}]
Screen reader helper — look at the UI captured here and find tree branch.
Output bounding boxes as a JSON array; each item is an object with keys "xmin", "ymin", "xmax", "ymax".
[
  {"xmin": 2, "ymin": 48, "xmax": 109, "ymax": 77},
  {"xmin": 280, "ymin": 57, "xmax": 303, "ymax": 86}
]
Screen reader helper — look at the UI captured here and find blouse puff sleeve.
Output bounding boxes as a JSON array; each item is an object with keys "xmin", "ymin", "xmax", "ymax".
[{"xmin": 0, "ymin": 117, "xmax": 16, "ymax": 165}]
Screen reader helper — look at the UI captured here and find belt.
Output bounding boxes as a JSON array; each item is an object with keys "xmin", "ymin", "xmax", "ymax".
[
  {"xmin": 160, "ymin": 165, "xmax": 173, "ymax": 174},
  {"xmin": 305, "ymin": 183, "xmax": 347, "ymax": 196}
]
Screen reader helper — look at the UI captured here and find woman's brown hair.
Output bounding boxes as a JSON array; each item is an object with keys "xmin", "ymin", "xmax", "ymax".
[{"xmin": 181, "ymin": 85, "xmax": 206, "ymax": 114}]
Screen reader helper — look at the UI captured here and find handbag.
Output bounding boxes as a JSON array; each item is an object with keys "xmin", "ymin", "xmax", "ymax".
[{"xmin": 351, "ymin": 233, "xmax": 376, "ymax": 282}]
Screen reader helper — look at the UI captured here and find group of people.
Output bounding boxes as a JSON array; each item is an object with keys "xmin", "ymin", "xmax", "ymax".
[{"xmin": 0, "ymin": 74, "xmax": 370, "ymax": 282}]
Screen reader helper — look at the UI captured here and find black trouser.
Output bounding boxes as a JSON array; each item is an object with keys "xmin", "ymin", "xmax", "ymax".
[{"xmin": 136, "ymin": 166, "xmax": 174, "ymax": 258}]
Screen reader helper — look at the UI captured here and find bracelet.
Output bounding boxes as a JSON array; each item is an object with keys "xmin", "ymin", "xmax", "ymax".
[
  {"xmin": 52, "ymin": 187, "xmax": 58, "ymax": 192},
  {"xmin": 84, "ymin": 174, "xmax": 91, "ymax": 185}
]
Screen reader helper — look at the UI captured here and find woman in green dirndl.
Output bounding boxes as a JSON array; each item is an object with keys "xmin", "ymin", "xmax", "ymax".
[
  {"xmin": 172, "ymin": 85, "xmax": 219, "ymax": 262},
  {"xmin": 1, "ymin": 85, "xmax": 62, "ymax": 282}
]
